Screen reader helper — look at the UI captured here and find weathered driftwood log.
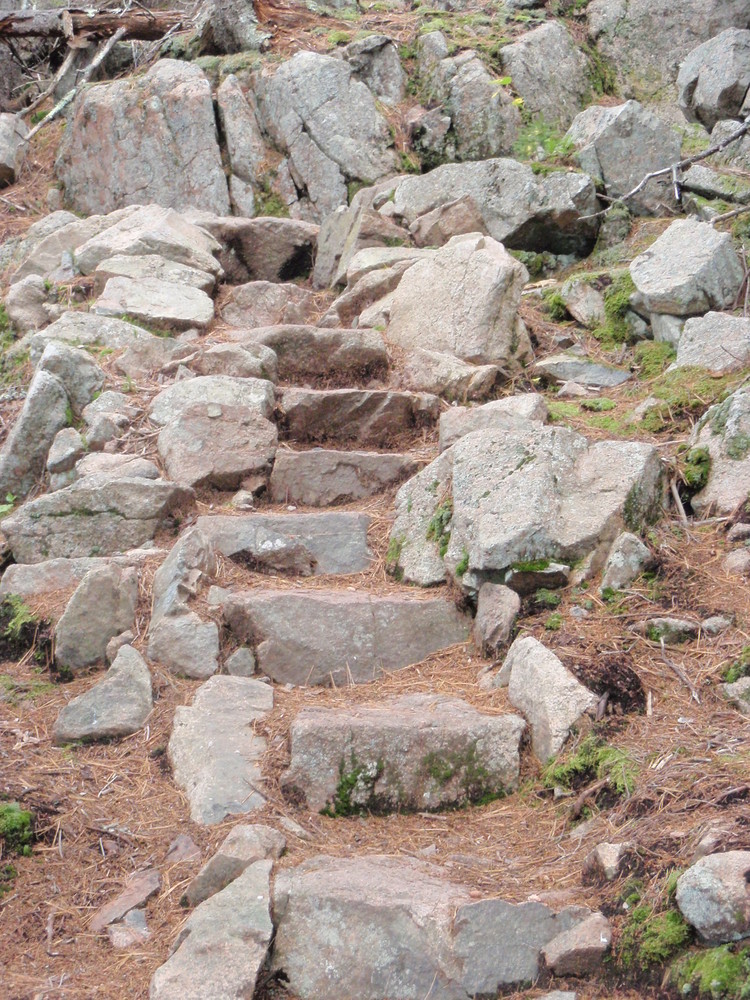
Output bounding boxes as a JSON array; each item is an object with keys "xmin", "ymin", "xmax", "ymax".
[{"xmin": 0, "ymin": 8, "xmax": 183, "ymax": 43}]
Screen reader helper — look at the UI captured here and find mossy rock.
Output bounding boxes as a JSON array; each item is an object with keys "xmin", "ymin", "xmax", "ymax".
[{"xmin": 0, "ymin": 802, "xmax": 34, "ymax": 857}]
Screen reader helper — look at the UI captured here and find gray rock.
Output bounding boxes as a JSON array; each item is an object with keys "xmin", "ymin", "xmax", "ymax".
[
  {"xmin": 500, "ymin": 22, "xmax": 589, "ymax": 128},
  {"xmin": 148, "ymin": 375, "xmax": 274, "ymax": 427},
  {"xmin": 438, "ymin": 395, "xmax": 548, "ymax": 452},
  {"xmin": 27, "ymin": 312, "xmax": 159, "ymax": 366},
  {"xmin": 710, "ymin": 118, "xmax": 750, "ymax": 171},
  {"xmin": 390, "ymin": 423, "xmax": 664, "ymax": 590},
  {"xmin": 52, "ymin": 645, "xmax": 152, "ymax": 744},
  {"xmin": 0, "ymin": 369, "xmax": 68, "ymax": 500},
  {"xmin": 75, "ymin": 454, "xmax": 160, "ymax": 482},
  {"xmin": 217, "ymin": 75, "xmax": 267, "ymax": 192},
  {"xmin": 2, "ymin": 476, "xmax": 192, "ymax": 563},
  {"xmin": 157, "ymin": 404, "xmax": 277, "ymax": 490},
  {"xmin": 401, "ymin": 350, "xmax": 500, "ymax": 401},
  {"xmin": 340, "ymin": 34, "xmax": 405, "ymax": 105},
  {"xmin": 676, "ymin": 851, "xmax": 750, "ymax": 944},
  {"xmin": 405, "ymin": 192, "xmax": 487, "ymax": 249},
  {"xmin": 106, "ymin": 631, "xmax": 134, "ymax": 664},
  {"xmin": 566, "ymin": 101, "xmax": 682, "ymax": 214},
  {"xmin": 541, "ymin": 912, "xmax": 612, "ymax": 976},
  {"xmin": 191, "ymin": 343, "xmax": 278, "ymax": 382},
  {"xmin": 185, "ymin": 826, "xmax": 285, "ymax": 907},
  {"xmin": 393, "ymin": 159, "xmax": 599, "ymax": 255},
  {"xmin": 269, "ymin": 449, "xmax": 421, "ymax": 506},
  {"xmin": 4, "ymin": 274, "xmax": 49, "ymax": 334},
  {"xmin": 220, "ymin": 281, "xmax": 318, "ymax": 328},
  {"xmin": 419, "ymin": 35, "xmax": 521, "ymax": 161},
  {"xmin": 502, "ymin": 636, "xmax": 597, "ymax": 760},
  {"xmin": 281, "ymin": 695, "xmax": 525, "ymax": 813},
  {"xmin": 236, "ymin": 325, "xmax": 387, "ymax": 381},
  {"xmin": 147, "ymin": 613, "xmax": 219, "ymax": 680},
  {"xmin": 253, "ymin": 51, "xmax": 396, "ymax": 221},
  {"xmin": 168, "ymin": 676, "xmax": 273, "ymax": 825},
  {"xmin": 280, "ymin": 388, "xmax": 440, "ymax": 448},
  {"xmin": 689, "ymin": 388, "xmax": 750, "ymax": 514},
  {"xmin": 344, "ymin": 246, "xmax": 433, "ymax": 286},
  {"xmin": 56, "ymin": 60, "xmax": 230, "ymax": 216},
  {"xmin": 682, "ymin": 162, "xmax": 750, "ymax": 205},
  {"xmin": 55, "ymin": 564, "xmax": 139, "ymax": 670},
  {"xmin": 629, "ymin": 218, "xmax": 744, "ymax": 316},
  {"xmin": 38, "ymin": 341, "xmax": 104, "ymax": 415},
  {"xmin": 651, "ymin": 313, "xmax": 685, "ymax": 347},
  {"xmin": 94, "ymin": 276, "xmax": 214, "ymax": 332},
  {"xmin": 91, "ymin": 868, "xmax": 161, "ymax": 933},
  {"xmin": 222, "ymin": 589, "xmax": 470, "ymax": 686},
  {"xmin": 47, "ymin": 428, "xmax": 85, "ymax": 475},
  {"xmin": 72, "ymin": 205, "xmax": 222, "ymax": 278},
  {"xmin": 200, "ymin": 0, "xmax": 269, "ymax": 53},
  {"xmin": 559, "ymin": 278, "xmax": 606, "ymax": 329},
  {"xmin": 225, "ymin": 647, "xmax": 257, "ymax": 676},
  {"xmin": 196, "ymin": 511, "xmax": 373, "ymax": 576},
  {"xmin": 473, "ymin": 584, "xmax": 521, "ymax": 658},
  {"xmin": 672, "ymin": 311, "xmax": 750, "ymax": 371},
  {"xmin": 0, "ymin": 113, "xmax": 28, "ymax": 185},
  {"xmin": 583, "ymin": 842, "xmax": 635, "ymax": 881},
  {"xmin": 93, "ymin": 254, "xmax": 215, "ymax": 296},
  {"xmin": 151, "ymin": 526, "xmax": 217, "ymax": 624},
  {"xmin": 82, "ymin": 391, "xmax": 141, "ymax": 451},
  {"xmin": 642, "ymin": 616, "xmax": 700, "ymax": 643},
  {"xmin": 320, "ymin": 260, "xmax": 413, "ymax": 328},
  {"xmin": 0, "ymin": 554, "xmax": 153, "ymax": 600},
  {"xmin": 600, "ymin": 532, "xmax": 652, "ymax": 593},
  {"xmin": 678, "ymin": 29, "xmax": 750, "ymax": 130},
  {"xmin": 587, "ymin": 0, "xmax": 750, "ymax": 101},
  {"xmin": 387, "ymin": 234, "xmax": 532, "ymax": 369},
  {"xmin": 723, "ymin": 676, "xmax": 750, "ymax": 712},
  {"xmin": 194, "ymin": 215, "xmax": 318, "ymax": 285},
  {"xmin": 535, "ymin": 353, "xmax": 631, "ymax": 388},
  {"xmin": 150, "ymin": 861, "xmax": 273, "ymax": 1000}
]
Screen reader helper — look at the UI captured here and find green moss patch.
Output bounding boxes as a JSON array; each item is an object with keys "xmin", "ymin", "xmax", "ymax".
[
  {"xmin": 0, "ymin": 802, "xmax": 34, "ymax": 856},
  {"xmin": 543, "ymin": 733, "xmax": 638, "ymax": 797},
  {"xmin": 591, "ymin": 271, "xmax": 637, "ymax": 345},
  {"xmin": 0, "ymin": 596, "xmax": 53, "ymax": 666},
  {"xmin": 672, "ymin": 944, "xmax": 750, "ymax": 998},
  {"xmin": 426, "ymin": 499, "xmax": 453, "ymax": 558},
  {"xmin": 619, "ymin": 905, "xmax": 693, "ymax": 971}
]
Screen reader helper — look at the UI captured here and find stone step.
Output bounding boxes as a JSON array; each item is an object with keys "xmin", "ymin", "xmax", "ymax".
[
  {"xmin": 269, "ymin": 448, "xmax": 422, "ymax": 506},
  {"xmin": 222, "ymin": 589, "xmax": 470, "ymax": 686},
  {"xmin": 279, "ymin": 388, "xmax": 440, "ymax": 448},
  {"xmin": 168, "ymin": 676, "xmax": 273, "ymax": 825},
  {"xmin": 196, "ymin": 511, "xmax": 373, "ymax": 576},
  {"xmin": 281, "ymin": 694, "xmax": 525, "ymax": 814},
  {"xmin": 228, "ymin": 324, "xmax": 388, "ymax": 382}
]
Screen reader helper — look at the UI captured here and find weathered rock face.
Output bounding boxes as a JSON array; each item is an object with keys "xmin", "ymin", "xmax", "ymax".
[
  {"xmin": 629, "ymin": 219, "xmax": 744, "ymax": 316},
  {"xmin": 503, "ymin": 636, "xmax": 597, "ymax": 760},
  {"xmin": 253, "ymin": 51, "xmax": 396, "ymax": 221},
  {"xmin": 56, "ymin": 60, "xmax": 230, "ymax": 216},
  {"xmin": 392, "ymin": 159, "xmax": 599, "ymax": 255},
  {"xmin": 150, "ymin": 861, "xmax": 273, "ymax": 1000},
  {"xmin": 93, "ymin": 276, "xmax": 214, "ymax": 331},
  {"xmin": 600, "ymin": 532, "xmax": 652, "ymax": 594},
  {"xmin": 0, "ymin": 370, "xmax": 68, "ymax": 501},
  {"xmin": 400, "ymin": 350, "xmax": 500, "ymax": 401},
  {"xmin": 690, "ymin": 388, "xmax": 750, "ymax": 514},
  {"xmin": 2, "ymin": 476, "xmax": 192, "ymax": 563},
  {"xmin": 197, "ymin": 512, "xmax": 373, "ymax": 576},
  {"xmin": 0, "ymin": 113, "xmax": 28, "ymax": 186},
  {"xmin": 54, "ymin": 564, "xmax": 139, "ymax": 670},
  {"xmin": 168, "ymin": 676, "xmax": 273, "ymax": 825},
  {"xmin": 196, "ymin": 215, "xmax": 318, "ymax": 285},
  {"xmin": 386, "ymin": 234, "xmax": 532, "ymax": 368},
  {"xmin": 419, "ymin": 33, "xmax": 522, "ymax": 162},
  {"xmin": 52, "ymin": 645, "xmax": 152, "ymax": 744},
  {"xmin": 269, "ymin": 449, "xmax": 420, "ymax": 506},
  {"xmin": 438, "ymin": 395, "xmax": 548, "ymax": 451},
  {"xmin": 281, "ymin": 695, "xmax": 525, "ymax": 813},
  {"xmin": 237, "ymin": 325, "xmax": 387, "ymax": 381},
  {"xmin": 474, "ymin": 584, "xmax": 521, "ymax": 658},
  {"xmin": 676, "ymin": 851, "xmax": 750, "ymax": 944},
  {"xmin": 678, "ymin": 29, "xmax": 750, "ymax": 130},
  {"xmin": 220, "ymin": 280, "xmax": 318, "ymax": 328},
  {"xmin": 340, "ymin": 34, "xmax": 405, "ymax": 106},
  {"xmin": 200, "ymin": 0, "xmax": 269, "ymax": 53},
  {"xmin": 500, "ymin": 22, "xmax": 590, "ymax": 128},
  {"xmin": 389, "ymin": 422, "xmax": 664, "ymax": 589},
  {"xmin": 566, "ymin": 101, "xmax": 682, "ymax": 214},
  {"xmin": 222, "ymin": 590, "xmax": 470, "ymax": 686},
  {"xmin": 672, "ymin": 312, "xmax": 750, "ymax": 372},
  {"xmin": 148, "ymin": 375, "xmax": 274, "ymax": 427},
  {"xmin": 587, "ymin": 0, "xmax": 750, "ymax": 100}
]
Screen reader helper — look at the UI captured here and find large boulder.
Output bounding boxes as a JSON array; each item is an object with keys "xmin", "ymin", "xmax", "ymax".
[
  {"xmin": 389, "ymin": 420, "xmax": 664, "ymax": 589},
  {"xmin": 676, "ymin": 851, "xmax": 750, "ymax": 944},
  {"xmin": 587, "ymin": 0, "xmax": 750, "ymax": 100},
  {"xmin": 281, "ymin": 695, "xmax": 525, "ymax": 813},
  {"xmin": 499, "ymin": 22, "xmax": 590, "ymax": 129},
  {"xmin": 678, "ymin": 29, "xmax": 750, "ymax": 130},
  {"xmin": 566, "ymin": 101, "xmax": 682, "ymax": 214},
  {"xmin": 392, "ymin": 159, "xmax": 599, "ymax": 255},
  {"xmin": 339, "ymin": 34, "xmax": 405, "ymax": 106},
  {"xmin": 386, "ymin": 234, "xmax": 532, "ymax": 369},
  {"xmin": 253, "ymin": 51, "xmax": 396, "ymax": 221},
  {"xmin": 672, "ymin": 312, "xmax": 750, "ymax": 372},
  {"xmin": 629, "ymin": 218, "xmax": 744, "ymax": 316},
  {"xmin": 689, "ymin": 387, "xmax": 750, "ymax": 514},
  {"xmin": 56, "ymin": 60, "xmax": 230, "ymax": 216}
]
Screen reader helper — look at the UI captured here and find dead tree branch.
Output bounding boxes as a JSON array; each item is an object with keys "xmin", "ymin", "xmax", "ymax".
[{"xmin": 0, "ymin": 8, "xmax": 183, "ymax": 43}]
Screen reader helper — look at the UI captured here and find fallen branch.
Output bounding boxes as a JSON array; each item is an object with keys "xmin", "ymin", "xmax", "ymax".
[
  {"xmin": 660, "ymin": 637, "xmax": 701, "ymax": 704},
  {"xmin": 0, "ymin": 8, "xmax": 182, "ymax": 42}
]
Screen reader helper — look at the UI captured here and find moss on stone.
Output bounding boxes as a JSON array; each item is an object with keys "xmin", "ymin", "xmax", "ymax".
[{"xmin": 672, "ymin": 944, "xmax": 750, "ymax": 998}]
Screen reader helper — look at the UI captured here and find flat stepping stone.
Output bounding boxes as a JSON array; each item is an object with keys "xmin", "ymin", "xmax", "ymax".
[
  {"xmin": 535, "ymin": 353, "xmax": 630, "ymax": 387},
  {"xmin": 197, "ymin": 512, "xmax": 372, "ymax": 576},
  {"xmin": 168, "ymin": 676, "xmax": 273, "ymax": 825},
  {"xmin": 93, "ymin": 275, "xmax": 214, "ymax": 331},
  {"xmin": 279, "ymin": 388, "xmax": 440, "ymax": 448},
  {"xmin": 282, "ymin": 694, "xmax": 525, "ymax": 814},
  {"xmin": 232, "ymin": 325, "xmax": 387, "ymax": 381},
  {"xmin": 148, "ymin": 375, "xmax": 274, "ymax": 427},
  {"xmin": 222, "ymin": 589, "xmax": 470, "ymax": 686},
  {"xmin": 269, "ymin": 449, "xmax": 421, "ymax": 506},
  {"xmin": 93, "ymin": 253, "xmax": 216, "ymax": 295}
]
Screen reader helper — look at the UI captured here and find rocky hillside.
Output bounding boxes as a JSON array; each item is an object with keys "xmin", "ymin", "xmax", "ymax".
[{"xmin": 1, "ymin": 1, "xmax": 750, "ymax": 998}]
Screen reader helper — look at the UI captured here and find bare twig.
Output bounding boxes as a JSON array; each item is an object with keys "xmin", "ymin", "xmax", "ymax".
[
  {"xmin": 670, "ymin": 479, "xmax": 689, "ymax": 527},
  {"xmin": 660, "ymin": 637, "xmax": 701, "ymax": 704}
]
